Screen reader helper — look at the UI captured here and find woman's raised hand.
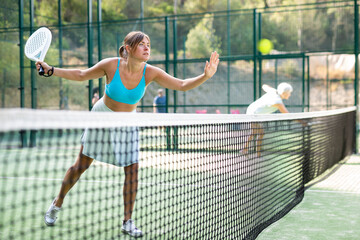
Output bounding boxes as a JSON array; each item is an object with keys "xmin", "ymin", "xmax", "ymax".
[{"xmin": 204, "ymin": 51, "xmax": 220, "ymax": 78}]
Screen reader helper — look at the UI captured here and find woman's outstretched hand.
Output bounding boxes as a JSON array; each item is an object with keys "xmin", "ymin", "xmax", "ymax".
[{"xmin": 204, "ymin": 51, "xmax": 220, "ymax": 78}]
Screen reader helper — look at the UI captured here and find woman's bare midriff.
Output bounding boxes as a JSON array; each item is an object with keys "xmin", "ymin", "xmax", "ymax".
[{"xmin": 103, "ymin": 93, "xmax": 138, "ymax": 112}]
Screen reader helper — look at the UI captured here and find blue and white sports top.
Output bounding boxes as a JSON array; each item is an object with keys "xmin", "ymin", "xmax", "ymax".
[{"xmin": 105, "ymin": 58, "xmax": 147, "ymax": 104}]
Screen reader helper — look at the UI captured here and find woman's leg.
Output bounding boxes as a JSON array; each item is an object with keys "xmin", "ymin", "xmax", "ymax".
[
  {"xmin": 54, "ymin": 145, "xmax": 93, "ymax": 207},
  {"xmin": 123, "ymin": 163, "xmax": 139, "ymax": 221}
]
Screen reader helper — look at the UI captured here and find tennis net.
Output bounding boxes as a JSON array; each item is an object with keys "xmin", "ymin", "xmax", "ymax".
[{"xmin": 0, "ymin": 107, "xmax": 356, "ymax": 239}]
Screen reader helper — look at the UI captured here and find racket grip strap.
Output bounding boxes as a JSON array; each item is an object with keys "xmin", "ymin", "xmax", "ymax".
[{"xmin": 42, "ymin": 66, "xmax": 54, "ymax": 77}]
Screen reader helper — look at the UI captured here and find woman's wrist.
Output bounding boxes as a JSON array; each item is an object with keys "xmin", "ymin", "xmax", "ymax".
[
  {"xmin": 43, "ymin": 66, "xmax": 54, "ymax": 77},
  {"xmin": 48, "ymin": 66, "xmax": 54, "ymax": 76}
]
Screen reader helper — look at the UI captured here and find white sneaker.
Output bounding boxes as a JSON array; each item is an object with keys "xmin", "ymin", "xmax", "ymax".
[
  {"xmin": 44, "ymin": 199, "xmax": 61, "ymax": 226},
  {"xmin": 122, "ymin": 219, "xmax": 143, "ymax": 237}
]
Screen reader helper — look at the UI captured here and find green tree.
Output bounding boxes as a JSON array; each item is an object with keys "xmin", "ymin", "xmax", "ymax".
[
  {"xmin": 185, "ymin": 14, "xmax": 222, "ymax": 58},
  {"xmin": 102, "ymin": 0, "xmax": 127, "ymax": 21},
  {"xmin": 147, "ymin": 2, "xmax": 174, "ymax": 17},
  {"xmin": 0, "ymin": 1, "xmax": 23, "ymax": 28}
]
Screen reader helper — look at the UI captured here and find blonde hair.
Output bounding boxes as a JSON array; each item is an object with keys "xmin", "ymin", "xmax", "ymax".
[{"xmin": 119, "ymin": 31, "xmax": 150, "ymax": 58}]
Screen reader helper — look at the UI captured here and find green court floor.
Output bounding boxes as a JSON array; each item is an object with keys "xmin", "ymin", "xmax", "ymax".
[{"xmin": 257, "ymin": 155, "xmax": 360, "ymax": 240}]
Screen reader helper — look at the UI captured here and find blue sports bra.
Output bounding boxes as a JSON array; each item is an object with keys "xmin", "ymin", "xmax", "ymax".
[{"xmin": 105, "ymin": 58, "xmax": 147, "ymax": 104}]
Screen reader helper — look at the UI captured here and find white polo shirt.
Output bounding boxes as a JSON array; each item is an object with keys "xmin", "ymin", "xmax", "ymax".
[{"xmin": 246, "ymin": 92, "xmax": 283, "ymax": 114}]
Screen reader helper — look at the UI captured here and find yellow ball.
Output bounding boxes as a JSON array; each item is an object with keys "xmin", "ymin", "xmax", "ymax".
[{"xmin": 258, "ymin": 39, "xmax": 273, "ymax": 54}]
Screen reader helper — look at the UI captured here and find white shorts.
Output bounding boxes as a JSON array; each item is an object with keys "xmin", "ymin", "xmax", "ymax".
[{"xmin": 81, "ymin": 98, "xmax": 139, "ymax": 167}]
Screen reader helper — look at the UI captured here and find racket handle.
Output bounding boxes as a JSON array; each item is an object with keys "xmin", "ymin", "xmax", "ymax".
[{"xmin": 39, "ymin": 65, "xmax": 45, "ymax": 75}]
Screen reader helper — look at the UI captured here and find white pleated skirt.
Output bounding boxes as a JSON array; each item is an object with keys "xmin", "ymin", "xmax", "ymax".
[{"xmin": 81, "ymin": 98, "xmax": 139, "ymax": 167}]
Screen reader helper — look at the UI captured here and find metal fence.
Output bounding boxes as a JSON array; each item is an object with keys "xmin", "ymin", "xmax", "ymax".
[{"xmin": 0, "ymin": 0, "xmax": 358, "ymax": 114}]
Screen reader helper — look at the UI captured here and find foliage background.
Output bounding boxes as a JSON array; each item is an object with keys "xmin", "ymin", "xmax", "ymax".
[{"xmin": 0, "ymin": 0, "xmax": 357, "ymax": 111}]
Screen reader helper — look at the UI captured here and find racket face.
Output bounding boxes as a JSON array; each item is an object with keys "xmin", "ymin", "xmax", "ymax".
[{"xmin": 24, "ymin": 27, "xmax": 52, "ymax": 62}]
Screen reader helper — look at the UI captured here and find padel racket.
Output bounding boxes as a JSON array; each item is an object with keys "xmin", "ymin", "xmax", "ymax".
[{"xmin": 24, "ymin": 27, "xmax": 52, "ymax": 75}]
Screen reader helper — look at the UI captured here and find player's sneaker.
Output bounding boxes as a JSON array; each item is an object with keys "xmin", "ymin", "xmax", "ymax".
[
  {"xmin": 44, "ymin": 199, "xmax": 61, "ymax": 226},
  {"xmin": 122, "ymin": 219, "xmax": 143, "ymax": 237}
]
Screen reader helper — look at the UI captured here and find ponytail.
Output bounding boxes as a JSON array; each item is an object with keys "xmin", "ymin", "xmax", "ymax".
[{"xmin": 119, "ymin": 45, "xmax": 127, "ymax": 58}]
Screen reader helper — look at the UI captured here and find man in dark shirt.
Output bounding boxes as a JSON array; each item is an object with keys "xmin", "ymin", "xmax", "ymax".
[{"xmin": 153, "ymin": 89, "xmax": 166, "ymax": 113}]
